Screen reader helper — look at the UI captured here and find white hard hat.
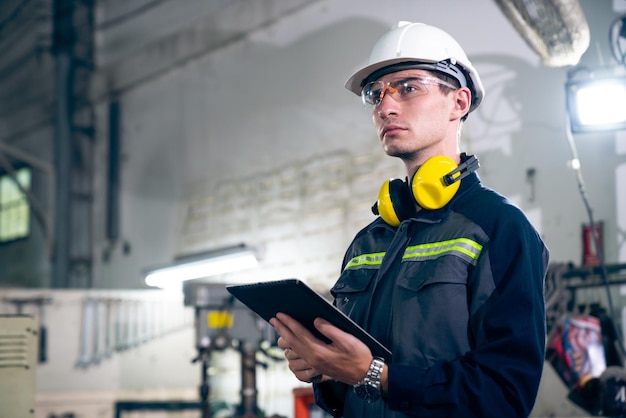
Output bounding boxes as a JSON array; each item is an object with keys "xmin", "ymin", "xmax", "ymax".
[{"xmin": 345, "ymin": 21, "xmax": 485, "ymax": 113}]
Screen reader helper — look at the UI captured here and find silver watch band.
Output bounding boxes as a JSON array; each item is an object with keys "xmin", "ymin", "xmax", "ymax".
[{"xmin": 353, "ymin": 356, "xmax": 385, "ymax": 402}]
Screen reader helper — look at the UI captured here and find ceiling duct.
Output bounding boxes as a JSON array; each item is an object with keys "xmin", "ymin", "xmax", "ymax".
[{"xmin": 493, "ymin": 0, "xmax": 590, "ymax": 67}]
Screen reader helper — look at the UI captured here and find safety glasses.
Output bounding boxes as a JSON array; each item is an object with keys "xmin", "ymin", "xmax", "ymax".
[{"xmin": 361, "ymin": 76, "xmax": 458, "ymax": 108}]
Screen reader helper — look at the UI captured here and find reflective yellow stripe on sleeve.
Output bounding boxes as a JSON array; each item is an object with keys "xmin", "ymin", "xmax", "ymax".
[{"xmin": 344, "ymin": 252, "xmax": 386, "ymax": 271}]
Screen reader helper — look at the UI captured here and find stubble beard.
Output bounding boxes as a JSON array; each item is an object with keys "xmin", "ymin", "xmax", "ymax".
[{"xmin": 382, "ymin": 141, "xmax": 420, "ymax": 163}]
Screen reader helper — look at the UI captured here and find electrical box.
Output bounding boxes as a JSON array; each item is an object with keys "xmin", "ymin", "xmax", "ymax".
[{"xmin": 0, "ymin": 315, "xmax": 38, "ymax": 418}]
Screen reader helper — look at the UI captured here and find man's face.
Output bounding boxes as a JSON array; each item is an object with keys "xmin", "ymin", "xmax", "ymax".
[{"xmin": 368, "ymin": 69, "xmax": 460, "ymax": 163}]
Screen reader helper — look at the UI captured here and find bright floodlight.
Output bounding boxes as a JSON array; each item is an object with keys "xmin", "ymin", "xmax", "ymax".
[{"xmin": 566, "ymin": 72, "xmax": 626, "ymax": 133}]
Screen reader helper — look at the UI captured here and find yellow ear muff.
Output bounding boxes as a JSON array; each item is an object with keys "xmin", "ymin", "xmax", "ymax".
[
  {"xmin": 376, "ymin": 179, "xmax": 402, "ymax": 227},
  {"xmin": 374, "ymin": 178, "xmax": 416, "ymax": 227},
  {"xmin": 411, "ymin": 155, "xmax": 461, "ymax": 210}
]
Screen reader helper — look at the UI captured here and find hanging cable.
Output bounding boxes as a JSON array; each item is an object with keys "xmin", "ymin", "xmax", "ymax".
[
  {"xmin": 610, "ymin": 13, "xmax": 626, "ymax": 66},
  {"xmin": 97, "ymin": 0, "xmax": 172, "ymax": 30},
  {"xmin": 0, "ymin": 0, "xmax": 32, "ymax": 32},
  {"xmin": 564, "ymin": 111, "xmax": 626, "ymax": 361}
]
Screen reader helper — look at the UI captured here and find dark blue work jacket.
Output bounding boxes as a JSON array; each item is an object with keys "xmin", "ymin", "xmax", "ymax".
[{"xmin": 314, "ymin": 170, "xmax": 550, "ymax": 418}]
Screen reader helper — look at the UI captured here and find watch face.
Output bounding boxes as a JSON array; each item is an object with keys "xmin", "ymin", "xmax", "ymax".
[{"xmin": 354, "ymin": 383, "xmax": 381, "ymax": 402}]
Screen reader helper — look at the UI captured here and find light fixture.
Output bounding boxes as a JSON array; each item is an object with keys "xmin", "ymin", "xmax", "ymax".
[
  {"xmin": 144, "ymin": 244, "xmax": 258, "ymax": 289},
  {"xmin": 566, "ymin": 66, "xmax": 626, "ymax": 133}
]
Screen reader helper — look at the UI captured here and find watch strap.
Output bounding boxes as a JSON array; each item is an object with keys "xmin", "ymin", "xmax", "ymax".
[{"xmin": 353, "ymin": 356, "xmax": 385, "ymax": 402}]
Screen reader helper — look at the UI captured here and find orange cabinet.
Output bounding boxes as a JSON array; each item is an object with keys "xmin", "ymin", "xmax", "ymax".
[{"xmin": 293, "ymin": 387, "xmax": 333, "ymax": 418}]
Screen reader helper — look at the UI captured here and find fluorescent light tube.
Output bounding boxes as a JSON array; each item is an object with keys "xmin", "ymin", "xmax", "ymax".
[{"xmin": 144, "ymin": 246, "xmax": 258, "ymax": 289}]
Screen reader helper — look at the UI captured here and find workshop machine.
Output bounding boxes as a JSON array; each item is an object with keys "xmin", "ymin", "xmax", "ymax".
[{"xmin": 183, "ymin": 281, "xmax": 285, "ymax": 418}]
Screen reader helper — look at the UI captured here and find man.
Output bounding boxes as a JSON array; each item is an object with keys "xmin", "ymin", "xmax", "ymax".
[{"xmin": 270, "ymin": 21, "xmax": 549, "ymax": 417}]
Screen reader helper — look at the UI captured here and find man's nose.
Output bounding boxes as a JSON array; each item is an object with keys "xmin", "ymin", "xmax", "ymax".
[
  {"xmin": 379, "ymin": 85, "xmax": 399, "ymax": 102},
  {"xmin": 376, "ymin": 86, "xmax": 400, "ymax": 119}
]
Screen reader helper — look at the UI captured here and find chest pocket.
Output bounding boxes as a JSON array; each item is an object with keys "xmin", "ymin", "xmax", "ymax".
[
  {"xmin": 397, "ymin": 255, "xmax": 471, "ymax": 292},
  {"xmin": 395, "ymin": 256, "xmax": 472, "ymax": 322},
  {"xmin": 331, "ymin": 269, "xmax": 376, "ymax": 325},
  {"xmin": 394, "ymin": 257, "xmax": 473, "ymax": 360}
]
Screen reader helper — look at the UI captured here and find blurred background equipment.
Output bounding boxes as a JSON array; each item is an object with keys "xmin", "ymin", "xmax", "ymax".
[
  {"xmin": 600, "ymin": 366, "xmax": 626, "ymax": 417},
  {"xmin": 543, "ymin": 263, "xmax": 626, "ymax": 417},
  {"xmin": 0, "ymin": 315, "xmax": 39, "ymax": 418},
  {"xmin": 184, "ymin": 281, "xmax": 284, "ymax": 418},
  {"xmin": 3, "ymin": 296, "xmax": 51, "ymax": 364}
]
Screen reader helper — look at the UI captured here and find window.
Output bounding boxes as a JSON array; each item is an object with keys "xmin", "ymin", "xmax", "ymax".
[{"xmin": 0, "ymin": 167, "xmax": 31, "ymax": 242}]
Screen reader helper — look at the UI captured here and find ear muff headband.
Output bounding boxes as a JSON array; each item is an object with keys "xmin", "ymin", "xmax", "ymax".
[{"xmin": 373, "ymin": 178, "xmax": 415, "ymax": 227}]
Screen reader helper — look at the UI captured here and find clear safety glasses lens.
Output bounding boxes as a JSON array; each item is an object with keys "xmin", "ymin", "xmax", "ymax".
[{"xmin": 361, "ymin": 76, "xmax": 457, "ymax": 108}]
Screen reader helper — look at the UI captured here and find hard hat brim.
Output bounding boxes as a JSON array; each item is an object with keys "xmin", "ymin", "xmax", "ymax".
[{"xmin": 344, "ymin": 57, "xmax": 439, "ymax": 96}]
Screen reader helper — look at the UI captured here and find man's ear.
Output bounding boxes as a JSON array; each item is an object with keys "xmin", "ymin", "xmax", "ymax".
[{"xmin": 451, "ymin": 87, "xmax": 472, "ymax": 120}]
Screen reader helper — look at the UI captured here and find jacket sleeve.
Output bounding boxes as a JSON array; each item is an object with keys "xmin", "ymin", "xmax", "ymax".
[
  {"xmin": 387, "ymin": 208, "xmax": 549, "ymax": 417},
  {"xmin": 313, "ymin": 380, "xmax": 348, "ymax": 417}
]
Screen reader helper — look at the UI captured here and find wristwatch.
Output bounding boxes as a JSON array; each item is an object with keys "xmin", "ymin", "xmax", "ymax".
[{"xmin": 353, "ymin": 356, "xmax": 385, "ymax": 402}]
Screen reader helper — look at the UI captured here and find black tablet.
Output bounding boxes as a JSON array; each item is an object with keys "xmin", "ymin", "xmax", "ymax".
[{"xmin": 226, "ymin": 278, "xmax": 391, "ymax": 361}]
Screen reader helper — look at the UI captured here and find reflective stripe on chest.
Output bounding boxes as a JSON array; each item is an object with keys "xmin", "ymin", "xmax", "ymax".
[
  {"xmin": 344, "ymin": 238, "xmax": 483, "ymax": 271},
  {"xmin": 403, "ymin": 238, "xmax": 482, "ymax": 265}
]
